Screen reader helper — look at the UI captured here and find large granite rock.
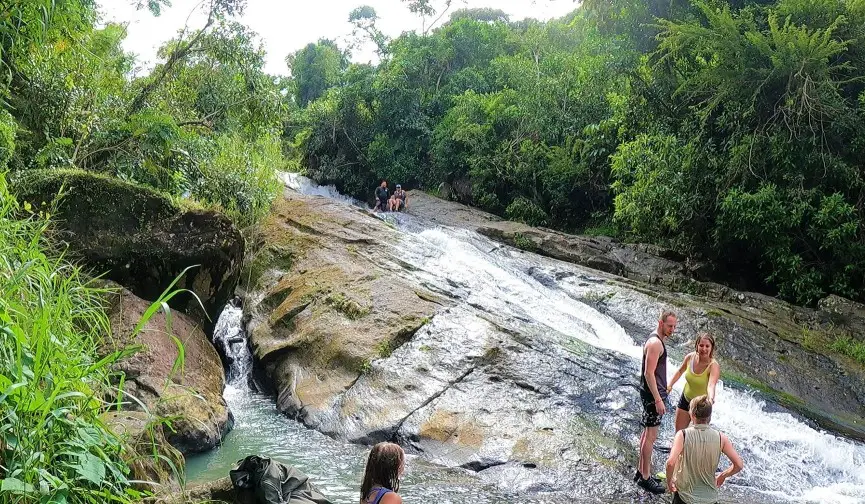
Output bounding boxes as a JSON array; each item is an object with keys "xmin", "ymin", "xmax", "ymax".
[
  {"xmin": 104, "ymin": 285, "xmax": 231, "ymax": 454},
  {"xmin": 11, "ymin": 169, "xmax": 243, "ymax": 331},
  {"xmin": 242, "ymin": 193, "xmax": 440, "ymax": 423}
]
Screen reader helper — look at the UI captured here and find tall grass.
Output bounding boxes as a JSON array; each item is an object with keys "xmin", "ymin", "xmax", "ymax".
[{"xmin": 0, "ymin": 174, "xmax": 143, "ymax": 503}]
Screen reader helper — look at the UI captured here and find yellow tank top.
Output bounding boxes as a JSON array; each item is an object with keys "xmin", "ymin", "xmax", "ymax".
[{"xmin": 683, "ymin": 356, "xmax": 714, "ymax": 400}]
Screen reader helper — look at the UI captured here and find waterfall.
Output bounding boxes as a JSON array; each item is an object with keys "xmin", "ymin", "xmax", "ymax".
[
  {"xmin": 189, "ymin": 172, "xmax": 865, "ymax": 503},
  {"xmin": 212, "ymin": 297, "xmax": 252, "ymax": 388}
]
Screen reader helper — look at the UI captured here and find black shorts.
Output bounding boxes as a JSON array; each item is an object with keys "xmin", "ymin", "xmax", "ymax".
[
  {"xmin": 677, "ymin": 393, "xmax": 691, "ymax": 412},
  {"xmin": 640, "ymin": 394, "xmax": 666, "ymax": 428}
]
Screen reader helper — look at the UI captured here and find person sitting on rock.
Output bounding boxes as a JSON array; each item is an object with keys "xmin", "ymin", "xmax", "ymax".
[
  {"xmin": 667, "ymin": 332, "xmax": 721, "ymax": 433},
  {"xmin": 387, "ymin": 192, "xmax": 398, "ymax": 212},
  {"xmin": 360, "ymin": 442, "xmax": 404, "ymax": 504},
  {"xmin": 392, "ymin": 184, "xmax": 408, "ymax": 212},
  {"xmin": 374, "ymin": 180, "xmax": 389, "ymax": 212},
  {"xmin": 665, "ymin": 395, "xmax": 744, "ymax": 504}
]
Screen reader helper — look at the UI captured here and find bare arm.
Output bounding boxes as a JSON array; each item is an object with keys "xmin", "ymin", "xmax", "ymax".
[
  {"xmin": 708, "ymin": 361, "xmax": 721, "ymax": 403},
  {"xmin": 667, "ymin": 353, "xmax": 692, "ymax": 393},
  {"xmin": 716, "ymin": 433, "xmax": 744, "ymax": 488},
  {"xmin": 665, "ymin": 431, "xmax": 685, "ymax": 492}
]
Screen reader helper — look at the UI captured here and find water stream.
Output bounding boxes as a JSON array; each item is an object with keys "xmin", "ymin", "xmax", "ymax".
[{"xmin": 187, "ymin": 174, "xmax": 865, "ymax": 504}]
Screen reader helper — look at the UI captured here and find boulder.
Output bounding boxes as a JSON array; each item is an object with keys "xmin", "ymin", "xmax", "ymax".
[
  {"xmin": 11, "ymin": 169, "xmax": 243, "ymax": 331},
  {"xmin": 242, "ymin": 193, "xmax": 440, "ymax": 423},
  {"xmin": 103, "ymin": 411, "xmax": 184, "ymax": 494},
  {"xmin": 817, "ymin": 295, "xmax": 865, "ymax": 341},
  {"xmin": 104, "ymin": 285, "xmax": 232, "ymax": 454},
  {"xmin": 241, "ymin": 190, "xmax": 646, "ymax": 499}
]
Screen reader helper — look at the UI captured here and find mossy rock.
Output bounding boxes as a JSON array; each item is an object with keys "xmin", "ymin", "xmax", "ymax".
[{"xmin": 11, "ymin": 169, "xmax": 244, "ymax": 331}]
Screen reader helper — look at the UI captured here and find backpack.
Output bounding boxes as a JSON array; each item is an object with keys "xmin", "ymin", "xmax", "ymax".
[{"xmin": 229, "ymin": 455, "xmax": 333, "ymax": 504}]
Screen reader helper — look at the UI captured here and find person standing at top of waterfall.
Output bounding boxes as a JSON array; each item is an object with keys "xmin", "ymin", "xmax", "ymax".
[
  {"xmin": 667, "ymin": 333, "xmax": 721, "ymax": 433},
  {"xmin": 360, "ymin": 442, "xmax": 404, "ymax": 504},
  {"xmin": 374, "ymin": 180, "xmax": 389, "ymax": 212},
  {"xmin": 636, "ymin": 309, "xmax": 677, "ymax": 494},
  {"xmin": 665, "ymin": 395, "xmax": 744, "ymax": 504}
]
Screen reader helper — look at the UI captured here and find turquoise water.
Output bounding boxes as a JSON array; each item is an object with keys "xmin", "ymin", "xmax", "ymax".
[{"xmin": 184, "ymin": 385, "xmax": 546, "ymax": 504}]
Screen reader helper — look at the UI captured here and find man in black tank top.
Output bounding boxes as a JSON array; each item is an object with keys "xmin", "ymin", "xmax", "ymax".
[{"xmin": 635, "ymin": 310, "xmax": 677, "ymax": 494}]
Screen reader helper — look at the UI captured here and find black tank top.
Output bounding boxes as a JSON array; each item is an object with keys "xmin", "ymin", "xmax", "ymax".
[{"xmin": 640, "ymin": 332, "xmax": 668, "ymax": 400}]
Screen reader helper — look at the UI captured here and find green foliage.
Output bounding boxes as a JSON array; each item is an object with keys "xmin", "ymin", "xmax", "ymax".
[
  {"xmin": 611, "ymin": 134, "xmax": 712, "ymax": 252},
  {"xmin": 831, "ymin": 335, "xmax": 865, "ymax": 365},
  {"xmin": 288, "ymin": 40, "xmax": 348, "ymax": 107},
  {"xmin": 448, "ymin": 8, "xmax": 510, "ymax": 24},
  {"xmin": 0, "ymin": 175, "xmax": 139, "ymax": 503},
  {"xmin": 2, "ymin": 2, "xmax": 282, "ymax": 228},
  {"xmin": 186, "ymin": 133, "xmax": 282, "ymax": 228},
  {"xmin": 0, "ymin": 109, "xmax": 14, "ymax": 170},
  {"xmin": 287, "ymin": 0, "xmax": 865, "ymax": 306},
  {"xmin": 511, "ymin": 232, "xmax": 538, "ymax": 252}
]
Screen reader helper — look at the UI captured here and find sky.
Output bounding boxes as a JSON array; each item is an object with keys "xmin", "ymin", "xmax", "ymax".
[{"xmin": 97, "ymin": 0, "xmax": 578, "ymax": 76}]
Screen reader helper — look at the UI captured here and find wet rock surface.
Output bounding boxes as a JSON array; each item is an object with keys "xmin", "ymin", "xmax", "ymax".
[
  {"xmin": 407, "ymin": 190, "xmax": 865, "ymax": 441},
  {"xmin": 239, "ymin": 181, "xmax": 863, "ymax": 502},
  {"xmin": 243, "ymin": 193, "xmax": 440, "ymax": 425}
]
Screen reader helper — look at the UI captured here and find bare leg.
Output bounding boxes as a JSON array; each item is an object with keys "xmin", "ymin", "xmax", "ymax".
[
  {"xmin": 639, "ymin": 425, "xmax": 658, "ymax": 479},
  {"xmin": 675, "ymin": 408, "xmax": 691, "ymax": 433}
]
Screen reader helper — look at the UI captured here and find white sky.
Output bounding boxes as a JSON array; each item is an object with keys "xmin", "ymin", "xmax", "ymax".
[{"xmin": 97, "ymin": 0, "xmax": 578, "ymax": 75}]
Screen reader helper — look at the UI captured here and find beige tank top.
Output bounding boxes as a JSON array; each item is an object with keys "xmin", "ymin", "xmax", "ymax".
[{"xmin": 676, "ymin": 424, "xmax": 723, "ymax": 504}]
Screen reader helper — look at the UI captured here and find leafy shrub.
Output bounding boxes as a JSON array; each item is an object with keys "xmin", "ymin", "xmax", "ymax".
[
  {"xmin": 187, "ymin": 133, "xmax": 282, "ymax": 227},
  {"xmin": 505, "ymin": 197, "xmax": 548, "ymax": 226},
  {"xmin": 0, "ymin": 174, "xmax": 140, "ymax": 503}
]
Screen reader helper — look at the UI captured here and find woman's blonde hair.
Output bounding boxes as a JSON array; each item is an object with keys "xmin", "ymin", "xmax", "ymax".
[{"xmin": 689, "ymin": 395, "xmax": 713, "ymax": 422}]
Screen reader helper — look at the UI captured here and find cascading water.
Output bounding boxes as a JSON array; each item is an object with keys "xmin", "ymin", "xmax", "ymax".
[
  {"xmin": 211, "ymin": 298, "xmax": 251, "ymax": 386},
  {"xmin": 394, "ymin": 225, "xmax": 865, "ymax": 504},
  {"xmin": 277, "ymin": 172, "xmax": 865, "ymax": 504}
]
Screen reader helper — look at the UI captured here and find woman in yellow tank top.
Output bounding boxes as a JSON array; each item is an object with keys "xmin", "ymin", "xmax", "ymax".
[{"xmin": 667, "ymin": 333, "xmax": 721, "ymax": 432}]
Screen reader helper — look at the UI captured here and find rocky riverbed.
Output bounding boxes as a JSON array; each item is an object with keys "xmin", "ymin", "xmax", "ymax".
[{"xmin": 231, "ymin": 177, "xmax": 865, "ymax": 503}]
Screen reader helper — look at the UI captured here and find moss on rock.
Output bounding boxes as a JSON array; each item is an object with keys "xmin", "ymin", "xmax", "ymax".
[{"xmin": 11, "ymin": 169, "xmax": 244, "ymax": 330}]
